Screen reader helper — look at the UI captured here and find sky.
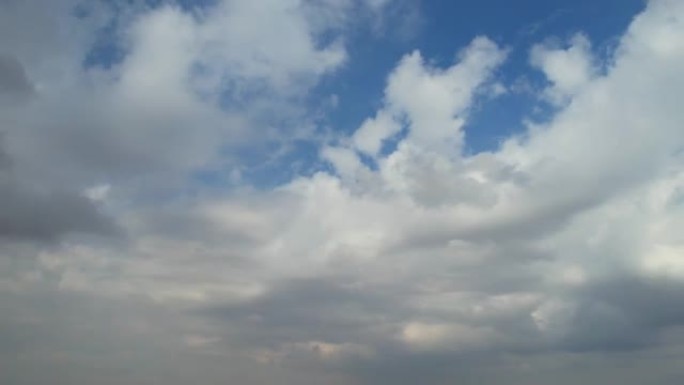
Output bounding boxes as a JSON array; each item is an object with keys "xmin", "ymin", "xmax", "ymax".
[{"xmin": 3, "ymin": 0, "xmax": 684, "ymax": 384}]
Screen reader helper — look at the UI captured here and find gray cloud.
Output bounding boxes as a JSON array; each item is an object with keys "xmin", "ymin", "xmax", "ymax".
[
  {"xmin": 0, "ymin": 141, "xmax": 116, "ymax": 242},
  {"xmin": 2, "ymin": 0, "xmax": 684, "ymax": 385},
  {"xmin": 0, "ymin": 54, "xmax": 33, "ymax": 101},
  {"xmin": 554, "ymin": 276, "xmax": 684, "ymax": 352}
]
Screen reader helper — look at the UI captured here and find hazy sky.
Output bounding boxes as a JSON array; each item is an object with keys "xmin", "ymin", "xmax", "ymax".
[{"xmin": 2, "ymin": 0, "xmax": 684, "ymax": 384}]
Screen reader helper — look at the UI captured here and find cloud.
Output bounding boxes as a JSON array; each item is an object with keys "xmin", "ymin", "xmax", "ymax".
[
  {"xmin": 0, "ymin": 54, "xmax": 34, "ymax": 101},
  {"xmin": 530, "ymin": 33, "xmax": 596, "ymax": 104},
  {"xmin": 2, "ymin": 0, "xmax": 684, "ymax": 385},
  {"xmin": 0, "ymin": 0, "xmax": 369, "ymax": 214},
  {"xmin": 0, "ymin": 140, "xmax": 115, "ymax": 242}
]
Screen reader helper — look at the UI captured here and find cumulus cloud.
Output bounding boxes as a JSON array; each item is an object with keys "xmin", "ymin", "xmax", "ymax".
[
  {"xmin": 3, "ymin": 0, "xmax": 684, "ymax": 384},
  {"xmin": 530, "ymin": 33, "xmax": 596, "ymax": 104}
]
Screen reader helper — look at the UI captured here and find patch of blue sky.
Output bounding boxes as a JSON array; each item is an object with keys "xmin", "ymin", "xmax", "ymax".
[
  {"xmin": 227, "ymin": 0, "xmax": 647, "ymax": 189},
  {"xmin": 419, "ymin": 0, "xmax": 646, "ymax": 154},
  {"xmin": 76, "ymin": 0, "xmax": 648, "ymax": 189},
  {"xmin": 316, "ymin": 0, "xmax": 647, "ymax": 157},
  {"xmin": 80, "ymin": 0, "xmax": 217, "ymax": 70},
  {"xmin": 214, "ymin": 139, "xmax": 328, "ymax": 190},
  {"xmin": 83, "ymin": 20, "xmax": 126, "ymax": 70}
]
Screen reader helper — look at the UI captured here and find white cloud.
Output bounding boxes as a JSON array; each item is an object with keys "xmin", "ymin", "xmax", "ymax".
[
  {"xmin": 83, "ymin": 183, "xmax": 111, "ymax": 202},
  {"xmin": 386, "ymin": 37, "xmax": 506, "ymax": 153},
  {"xmin": 530, "ymin": 33, "xmax": 596, "ymax": 104},
  {"xmin": 4, "ymin": 1, "xmax": 684, "ymax": 385},
  {"xmin": 352, "ymin": 111, "xmax": 401, "ymax": 156}
]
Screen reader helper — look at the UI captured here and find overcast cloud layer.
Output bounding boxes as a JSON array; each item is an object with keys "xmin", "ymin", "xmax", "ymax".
[{"xmin": 2, "ymin": 0, "xmax": 684, "ymax": 384}]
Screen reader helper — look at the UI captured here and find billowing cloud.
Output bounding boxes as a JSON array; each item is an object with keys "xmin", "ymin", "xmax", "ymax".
[{"xmin": 2, "ymin": 0, "xmax": 684, "ymax": 384}]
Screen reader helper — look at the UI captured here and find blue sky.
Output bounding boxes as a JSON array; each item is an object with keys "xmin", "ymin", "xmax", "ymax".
[
  {"xmin": 320, "ymin": 0, "xmax": 645, "ymax": 145},
  {"xmin": 4, "ymin": 1, "xmax": 684, "ymax": 385},
  {"xmin": 82, "ymin": 0, "xmax": 647, "ymax": 189},
  {"xmin": 226, "ymin": 0, "xmax": 648, "ymax": 187}
]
